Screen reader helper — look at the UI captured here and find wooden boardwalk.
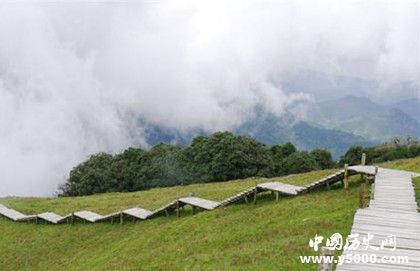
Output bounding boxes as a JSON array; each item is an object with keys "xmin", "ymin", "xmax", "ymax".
[
  {"xmin": 178, "ymin": 197, "xmax": 220, "ymax": 210},
  {"xmin": 337, "ymin": 166, "xmax": 420, "ymax": 271},
  {"xmin": 0, "ymin": 203, "xmax": 37, "ymax": 222},
  {"xmin": 1, "ymin": 165, "xmax": 419, "ymax": 246},
  {"xmin": 257, "ymin": 182, "xmax": 304, "ymax": 195},
  {"xmin": 2, "ymin": 164, "xmax": 420, "ymax": 270},
  {"xmin": 37, "ymin": 212, "xmax": 71, "ymax": 224},
  {"xmin": 0, "ymin": 168, "xmax": 368, "ymax": 222},
  {"xmin": 219, "ymin": 187, "xmax": 257, "ymax": 206},
  {"xmin": 220, "ymin": 172, "xmax": 355, "ymax": 207},
  {"xmin": 300, "ymin": 170, "xmax": 350, "ymax": 194},
  {"xmin": 122, "ymin": 208, "xmax": 152, "ymax": 220}
]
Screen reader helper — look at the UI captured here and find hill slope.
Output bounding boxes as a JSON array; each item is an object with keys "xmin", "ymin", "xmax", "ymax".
[
  {"xmin": 392, "ymin": 98, "xmax": 420, "ymax": 124},
  {"xmin": 139, "ymin": 110, "xmax": 379, "ymax": 160},
  {"xmin": 292, "ymin": 122, "xmax": 376, "ymax": 159},
  {"xmin": 1, "ymin": 157, "xmax": 419, "ymax": 270},
  {"xmin": 237, "ymin": 119, "xmax": 376, "ymax": 160},
  {"xmin": 143, "ymin": 111, "xmax": 375, "ymax": 160},
  {"xmin": 308, "ymin": 96, "xmax": 420, "ymax": 141}
]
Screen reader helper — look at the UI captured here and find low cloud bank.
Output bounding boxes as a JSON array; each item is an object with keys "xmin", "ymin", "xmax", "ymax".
[{"xmin": 0, "ymin": 1, "xmax": 418, "ymax": 196}]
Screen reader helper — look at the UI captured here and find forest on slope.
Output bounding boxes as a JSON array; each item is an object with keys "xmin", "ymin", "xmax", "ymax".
[{"xmin": 60, "ymin": 132, "xmax": 420, "ymax": 196}]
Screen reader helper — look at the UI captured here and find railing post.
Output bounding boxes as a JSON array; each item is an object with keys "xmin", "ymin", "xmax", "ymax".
[
  {"xmin": 318, "ymin": 247, "xmax": 335, "ymax": 271},
  {"xmin": 360, "ymin": 153, "xmax": 367, "ymax": 183},
  {"xmin": 344, "ymin": 163, "xmax": 349, "ymax": 189},
  {"xmin": 361, "ymin": 153, "xmax": 366, "ymax": 165}
]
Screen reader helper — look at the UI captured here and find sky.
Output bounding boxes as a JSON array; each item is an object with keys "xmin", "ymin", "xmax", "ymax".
[{"xmin": 0, "ymin": 0, "xmax": 419, "ymax": 196}]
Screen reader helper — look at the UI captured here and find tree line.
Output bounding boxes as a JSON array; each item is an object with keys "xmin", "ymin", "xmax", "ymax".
[
  {"xmin": 59, "ymin": 133, "xmax": 420, "ymax": 196},
  {"xmin": 339, "ymin": 137, "xmax": 420, "ymax": 166}
]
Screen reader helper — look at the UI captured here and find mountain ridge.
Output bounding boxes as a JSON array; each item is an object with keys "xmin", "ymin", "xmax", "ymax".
[
  {"xmin": 307, "ymin": 95, "xmax": 420, "ymax": 142},
  {"xmin": 142, "ymin": 110, "xmax": 375, "ymax": 160}
]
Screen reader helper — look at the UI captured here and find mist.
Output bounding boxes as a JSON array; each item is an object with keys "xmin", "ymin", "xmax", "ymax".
[{"xmin": 0, "ymin": 1, "xmax": 418, "ymax": 196}]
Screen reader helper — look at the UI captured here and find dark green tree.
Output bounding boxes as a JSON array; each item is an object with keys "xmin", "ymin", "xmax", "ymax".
[
  {"xmin": 185, "ymin": 132, "xmax": 272, "ymax": 182},
  {"xmin": 269, "ymin": 142, "xmax": 297, "ymax": 176},
  {"xmin": 144, "ymin": 143, "xmax": 190, "ymax": 187},
  {"xmin": 59, "ymin": 133, "xmax": 420, "ymax": 197},
  {"xmin": 339, "ymin": 145, "xmax": 364, "ymax": 166},
  {"xmin": 61, "ymin": 152, "xmax": 115, "ymax": 196},
  {"xmin": 310, "ymin": 149, "xmax": 335, "ymax": 169},
  {"xmin": 270, "ymin": 142, "xmax": 297, "ymax": 161},
  {"xmin": 282, "ymin": 151, "xmax": 320, "ymax": 174},
  {"xmin": 111, "ymin": 147, "xmax": 149, "ymax": 191}
]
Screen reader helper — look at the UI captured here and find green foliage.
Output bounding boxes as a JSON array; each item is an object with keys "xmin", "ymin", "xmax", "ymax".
[
  {"xmin": 339, "ymin": 137, "xmax": 420, "ymax": 166},
  {"xmin": 144, "ymin": 143, "xmax": 189, "ymax": 188},
  {"xmin": 310, "ymin": 149, "xmax": 336, "ymax": 169},
  {"xmin": 270, "ymin": 142, "xmax": 297, "ymax": 160},
  {"xmin": 414, "ymin": 177, "xmax": 420, "ymax": 210},
  {"xmin": 111, "ymin": 147, "xmax": 149, "ymax": 191},
  {"xmin": 282, "ymin": 151, "xmax": 320, "ymax": 174},
  {"xmin": 61, "ymin": 133, "xmax": 420, "ymax": 197},
  {"xmin": 61, "ymin": 133, "xmax": 334, "ymax": 196},
  {"xmin": 61, "ymin": 153, "xmax": 115, "ymax": 196},
  {"xmin": 339, "ymin": 145, "xmax": 364, "ymax": 166},
  {"xmin": 186, "ymin": 132, "xmax": 273, "ymax": 182}
]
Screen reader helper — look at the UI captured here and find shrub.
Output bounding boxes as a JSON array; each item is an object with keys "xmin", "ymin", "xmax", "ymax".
[{"xmin": 282, "ymin": 151, "xmax": 320, "ymax": 174}]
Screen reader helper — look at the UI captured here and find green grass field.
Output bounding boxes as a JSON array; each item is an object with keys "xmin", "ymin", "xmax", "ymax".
[
  {"xmin": 414, "ymin": 176, "xmax": 420, "ymax": 207},
  {"xmin": 1, "ymin": 157, "xmax": 419, "ymax": 270}
]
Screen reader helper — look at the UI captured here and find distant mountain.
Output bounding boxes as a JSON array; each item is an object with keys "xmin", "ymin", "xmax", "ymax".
[
  {"xmin": 292, "ymin": 122, "xmax": 377, "ymax": 158},
  {"xmin": 235, "ymin": 112, "xmax": 375, "ymax": 159},
  {"xmin": 142, "ymin": 110, "xmax": 376, "ymax": 160},
  {"xmin": 235, "ymin": 110, "xmax": 295, "ymax": 145},
  {"xmin": 280, "ymin": 69, "xmax": 418, "ymax": 104},
  {"xmin": 392, "ymin": 98, "xmax": 420, "ymax": 124},
  {"xmin": 281, "ymin": 70, "xmax": 378, "ymax": 102},
  {"xmin": 142, "ymin": 124, "xmax": 194, "ymax": 146},
  {"xmin": 307, "ymin": 96, "xmax": 420, "ymax": 142}
]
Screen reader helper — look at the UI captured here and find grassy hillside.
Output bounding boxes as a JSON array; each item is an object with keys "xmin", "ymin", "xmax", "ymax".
[
  {"xmin": 1, "ymin": 157, "xmax": 419, "ymax": 270},
  {"xmin": 414, "ymin": 176, "xmax": 420, "ymax": 208}
]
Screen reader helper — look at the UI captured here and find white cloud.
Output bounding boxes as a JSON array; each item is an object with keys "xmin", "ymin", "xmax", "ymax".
[{"xmin": 0, "ymin": 1, "xmax": 418, "ymax": 196}]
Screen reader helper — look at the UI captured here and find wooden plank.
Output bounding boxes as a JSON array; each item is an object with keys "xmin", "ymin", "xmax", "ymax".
[
  {"xmin": 256, "ymin": 182, "xmax": 303, "ymax": 195},
  {"xmin": 73, "ymin": 211, "xmax": 104, "ymax": 223},
  {"xmin": 178, "ymin": 197, "xmax": 220, "ymax": 210},
  {"xmin": 337, "ymin": 166, "xmax": 420, "ymax": 270},
  {"xmin": 37, "ymin": 212, "xmax": 71, "ymax": 224},
  {"xmin": 219, "ymin": 187, "xmax": 256, "ymax": 206},
  {"xmin": 122, "ymin": 207, "xmax": 152, "ymax": 219},
  {"xmin": 0, "ymin": 205, "xmax": 36, "ymax": 222},
  {"xmin": 148, "ymin": 200, "xmax": 178, "ymax": 218}
]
